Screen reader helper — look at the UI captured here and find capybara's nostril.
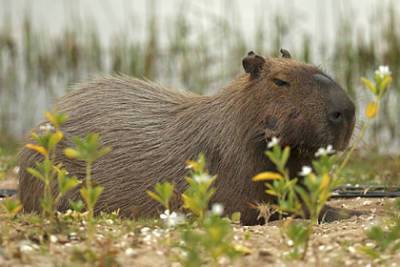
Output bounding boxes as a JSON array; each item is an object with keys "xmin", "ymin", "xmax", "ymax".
[{"xmin": 328, "ymin": 111, "xmax": 344, "ymax": 124}]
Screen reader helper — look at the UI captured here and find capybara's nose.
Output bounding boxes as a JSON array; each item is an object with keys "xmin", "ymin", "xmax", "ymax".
[
  {"xmin": 313, "ymin": 73, "xmax": 355, "ymax": 125},
  {"xmin": 328, "ymin": 110, "xmax": 344, "ymax": 124},
  {"xmin": 327, "ymin": 92, "xmax": 355, "ymax": 125}
]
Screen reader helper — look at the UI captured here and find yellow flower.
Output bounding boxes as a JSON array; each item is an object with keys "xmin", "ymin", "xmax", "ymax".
[
  {"xmin": 64, "ymin": 148, "xmax": 79, "ymax": 159},
  {"xmin": 25, "ymin": 144, "xmax": 48, "ymax": 156},
  {"xmin": 234, "ymin": 244, "xmax": 252, "ymax": 255},
  {"xmin": 365, "ymin": 101, "xmax": 378, "ymax": 119},
  {"xmin": 185, "ymin": 160, "xmax": 199, "ymax": 171},
  {"xmin": 252, "ymin": 172, "xmax": 283, "ymax": 181},
  {"xmin": 49, "ymin": 130, "xmax": 64, "ymax": 149},
  {"xmin": 45, "ymin": 112, "xmax": 58, "ymax": 128}
]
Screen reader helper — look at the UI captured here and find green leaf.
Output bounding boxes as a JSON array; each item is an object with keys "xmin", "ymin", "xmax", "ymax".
[
  {"xmin": 27, "ymin": 167, "xmax": 45, "ymax": 182},
  {"xmin": 265, "ymin": 189, "xmax": 279, "ymax": 197},
  {"xmin": 359, "ymin": 246, "xmax": 380, "ymax": 259},
  {"xmin": 379, "ymin": 75, "xmax": 392, "ymax": 95},
  {"xmin": 147, "ymin": 181, "xmax": 174, "ymax": 210},
  {"xmin": 80, "ymin": 186, "xmax": 104, "ymax": 210},
  {"xmin": 285, "ymin": 221, "xmax": 309, "ymax": 246},
  {"xmin": 69, "ymin": 199, "xmax": 84, "ymax": 212},
  {"xmin": 69, "ymin": 133, "xmax": 111, "ymax": 162},
  {"xmin": 265, "ymin": 150, "xmax": 280, "ymax": 167},
  {"xmin": 58, "ymin": 173, "xmax": 80, "ymax": 195},
  {"xmin": 146, "ymin": 191, "xmax": 163, "ymax": 205},
  {"xmin": 294, "ymin": 186, "xmax": 312, "ymax": 215},
  {"xmin": 231, "ymin": 212, "xmax": 241, "ymax": 224},
  {"xmin": 1, "ymin": 198, "xmax": 22, "ymax": 216},
  {"xmin": 281, "ymin": 146, "xmax": 290, "ymax": 168},
  {"xmin": 361, "ymin": 77, "xmax": 377, "ymax": 95}
]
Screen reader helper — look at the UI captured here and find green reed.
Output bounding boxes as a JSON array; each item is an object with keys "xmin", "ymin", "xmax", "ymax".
[{"xmin": 0, "ymin": 2, "xmax": 399, "ymax": 151}]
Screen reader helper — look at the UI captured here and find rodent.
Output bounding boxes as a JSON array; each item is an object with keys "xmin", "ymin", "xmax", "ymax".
[{"xmin": 17, "ymin": 49, "xmax": 356, "ymax": 225}]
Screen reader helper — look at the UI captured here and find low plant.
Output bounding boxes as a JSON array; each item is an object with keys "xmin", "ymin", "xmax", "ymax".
[
  {"xmin": 177, "ymin": 213, "xmax": 240, "ymax": 267},
  {"xmin": 252, "ymin": 141, "xmax": 300, "ymax": 219},
  {"xmin": 1, "ymin": 198, "xmax": 22, "ymax": 218},
  {"xmin": 360, "ymin": 199, "xmax": 400, "ymax": 260},
  {"xmin": 24, "ymin": 111, "xmax": 111, "ymax": 240},
  {"xmin": 254, "ymin": 140, "xmax": 338, "ymax": 259},
  {"xmin": 338, "ymin": 65, "xmax": 393, "ymax": 173},
  {"xmin": 181, "ymin": 154, "xmax": 217, "ymax": 222},
  {"xmin": 64, "ymin": 133, "xmax": 111, "ymax": 239},
  {"xmin": 146, "ymin": 181, "xmax": 175, "ymax": 211},
  {"xmin": 357, "ymin": 66, "xmax": 399, "ymax": 261},
  {"xmin": 147, "ymin": 153, "xmax": 244, "ymax": 267},
  {"xmin": 25, "ymin": 112, "xmax": 80, "ymax": 223}
]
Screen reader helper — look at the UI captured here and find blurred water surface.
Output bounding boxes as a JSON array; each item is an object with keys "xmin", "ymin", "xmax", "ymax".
[{"xmin": 0, "ymin": 0, "xmax": 399, "ymax": 153}]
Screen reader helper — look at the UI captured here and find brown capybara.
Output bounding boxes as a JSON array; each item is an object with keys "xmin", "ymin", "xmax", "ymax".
[{"xmin": 18, "ymin": 49, "xmax": 356, "ymax": 225}]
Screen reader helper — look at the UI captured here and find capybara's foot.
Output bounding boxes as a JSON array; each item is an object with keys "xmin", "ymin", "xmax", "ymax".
[{"xmin": 318, "ymin": 205, "xmax": 365, "ymax": 223}]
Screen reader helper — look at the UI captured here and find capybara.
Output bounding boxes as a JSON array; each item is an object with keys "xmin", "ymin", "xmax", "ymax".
[{"xmin": 18, "ymin": 50, "xmax": 356, "ymax": 225}]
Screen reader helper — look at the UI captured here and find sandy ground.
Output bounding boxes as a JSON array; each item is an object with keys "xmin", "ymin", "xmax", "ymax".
[{"xmin": 1, "ymin": 172, "xmax": 399, "ymax": 266}]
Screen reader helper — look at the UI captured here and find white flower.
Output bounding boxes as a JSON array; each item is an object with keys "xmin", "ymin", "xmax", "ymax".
[
  {"xmin": 19, "ymin": 241, "xmax": 37, "ymax": 253},
  {"xmin": 375, "ymin": 65, "xmax": 391, "ymax": 78},
  {"xmin": 152, "ymin": 229, "xmax": 164, "ymax": 238},
  {"xmin": 211, "ymin": 203, "xmax": 224, "ymax": 216},
  {"xmin": 69, "ymin": 232, "xmax": 77, "ymax": 238},
  {"xmin": 140, "ymin": 227, "xmax": 151, "ymax": 234},
  {"xmin": 39, "ymin": 123, "xmax": 55, "ymax": 132},
  {"xmin": 125, "ymin": 247, "xmax": 137, "ymax": 256},
  {"xmin": 267, "ymin": 137, "xmax": 280, "ymax": 148},
  {"xmin": 19, "ymin": 244, "xmax": 33, "ymax": 252},
  {"xmin": 13, "ymin": 166, "xmax": 20, "ymax": 174},
  {"xmin": 193, "ymin": 173, "xmax": 211, "ymax": 183},
  {"xmin": 315, "ymin": 145, "xmax": 335, "ymax": 157},
  {"xmin": 298, "ymin": 166, "xmax": 312, "ymax": 176},
  {"xmin": 49, "ymin": 235, "xmax": 58, "ymax": 243},
  {"xmin": 160, "ymin": 210, "xmax": 185, "ymax": 227}
]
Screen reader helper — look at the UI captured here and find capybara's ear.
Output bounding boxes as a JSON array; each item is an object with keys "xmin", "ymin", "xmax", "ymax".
[
  {"xmin": 242, "ymin": 51, "xmax": 266, "ymax": 78},
  {"xmin": 280, "ymin": 48, "xmax": 291, "ymax": 59}
]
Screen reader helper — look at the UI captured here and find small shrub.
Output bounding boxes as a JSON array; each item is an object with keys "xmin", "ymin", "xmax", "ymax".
[
  {"xmin": 254, "ymin": 140, "xmax": 338, "ymax": 259},
  {"xmin": 64, "ymin": 132, "xmax": 111, "ymax": 240},
  {"xmin": 1, "ymin": 198, "xmax": 22, "ymax": 218},
  {"xmin": 147, "ymin": 181, "xmax": 175, "ymax": 210},
  {"xmin": 147, "ymin": 153, "xmax": 244, "ymax": 266},
  {"xmin": 25, "ymin": 112, "xmax": 80, "ymax": 223},
  {"xmin": 358, "ymin": 66, "xmax": 397, "ymax": 262}
]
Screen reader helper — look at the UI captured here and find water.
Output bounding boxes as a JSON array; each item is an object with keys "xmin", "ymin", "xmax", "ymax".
[
  {"xmin": 0, "ymin": 0, "xmax": 399, "ymax": 153},
  {"xmin": 2, "ymin": 0, "xmax": 397, "ymax": 50}
]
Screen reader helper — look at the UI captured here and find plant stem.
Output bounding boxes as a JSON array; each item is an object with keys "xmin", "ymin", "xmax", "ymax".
[
  {"xmin": 301, "ymin": 223, "xmax": 313, "ymax": 260},
  {"xmin": 85, "ymin": 161, "xmax": 92, "ymax": 189},
  {"xmin": 84, "ymin": 160, "xmax": 95, "ymax": 243},
  {"xmin": 336, "ymin": 121, "xmax": 369, "ymax": 175}
]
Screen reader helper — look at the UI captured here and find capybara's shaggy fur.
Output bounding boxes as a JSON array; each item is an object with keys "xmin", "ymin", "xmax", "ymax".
[{"xmin": 18, "ymin": 50, "xmax": 356, "ymax": 225}]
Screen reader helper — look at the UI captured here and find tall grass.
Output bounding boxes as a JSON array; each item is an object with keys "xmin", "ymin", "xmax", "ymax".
[{"xmin": 0, "ymin": 2, "xmax": 399, "ymax": 152}]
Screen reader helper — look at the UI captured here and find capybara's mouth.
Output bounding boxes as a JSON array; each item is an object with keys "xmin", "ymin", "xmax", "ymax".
[{"xmin": 327, "ymin": 116, "xmax": 356, "ymax": 152}]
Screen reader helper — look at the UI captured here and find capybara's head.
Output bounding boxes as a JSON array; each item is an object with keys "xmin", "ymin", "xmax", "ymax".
[{"xmin": 242, "ymin": 49, "xmax": 355, "ymax": 156}]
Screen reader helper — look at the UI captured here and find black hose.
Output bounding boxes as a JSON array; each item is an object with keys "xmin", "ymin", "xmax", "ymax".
[
  {"xmin": 331, "ymin": 185, "xmax": 400, "ymax": 198},
  {"xmin": 1, "ymin": 186, "xmax": 400, "ymax": 199},
  {"xmin": 0, "ymin": 189, "xmax": 17, "ymax": 198}
]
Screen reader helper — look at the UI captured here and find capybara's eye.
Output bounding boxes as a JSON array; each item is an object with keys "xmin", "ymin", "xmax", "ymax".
[{"xmin": 273, "ymin": 78, "xmax": 289, "ymax": 87}]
